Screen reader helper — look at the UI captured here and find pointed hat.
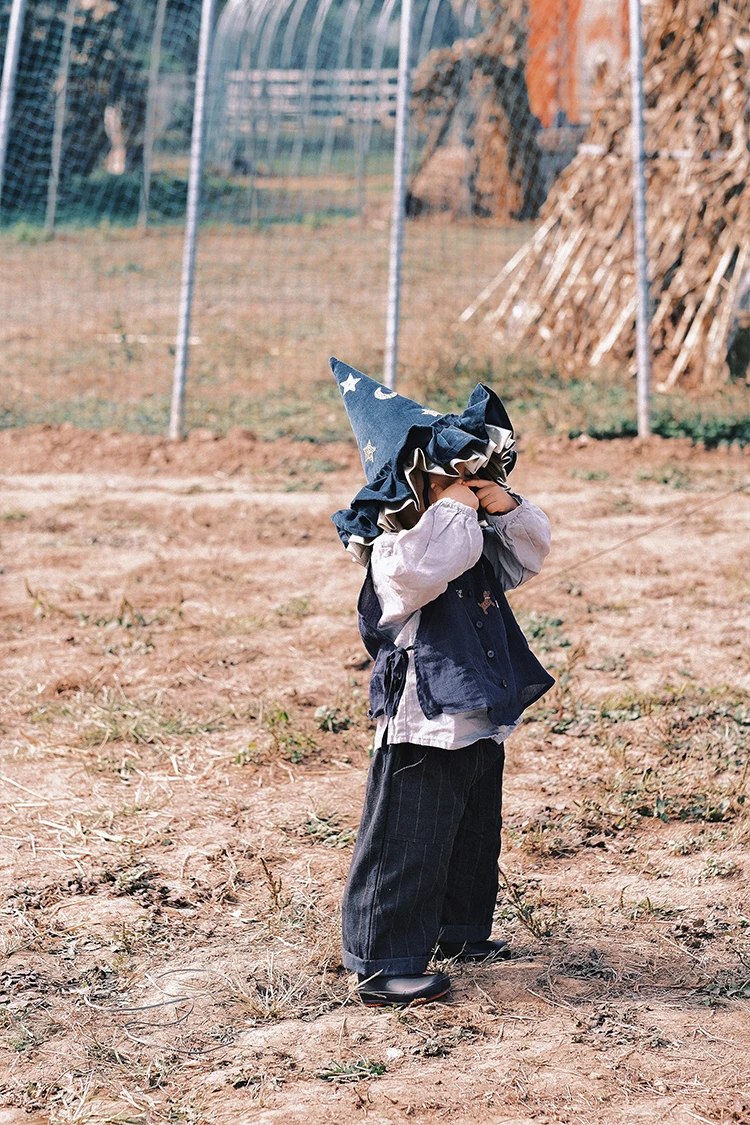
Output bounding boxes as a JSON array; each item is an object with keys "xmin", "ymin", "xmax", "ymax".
[{"xmin": 329, "ymin": 357, "xmax": 517, "ymax": 555}]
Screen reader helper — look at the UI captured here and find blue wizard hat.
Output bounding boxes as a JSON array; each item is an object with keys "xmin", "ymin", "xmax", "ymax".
[{"xmin": 330, "ymin": 357, "xmax": 517, "ymax": 557}]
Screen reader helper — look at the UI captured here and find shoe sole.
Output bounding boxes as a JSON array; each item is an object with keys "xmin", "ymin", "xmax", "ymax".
[{"xmin": 359, "ymin": 986, "xmax": 451, "ymax": 1008}]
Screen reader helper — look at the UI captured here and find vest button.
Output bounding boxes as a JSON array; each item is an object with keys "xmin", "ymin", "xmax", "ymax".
[
  {"xmin": 475, "ymin": 620, "xmax": 483, "ymax": 629},
  {"xmin": 487, "ymin": 649, "xmax": 495, "ymax": 658},
  {"xmin": 500, "ymin": 679, "xmax": 508, "ymax": 688}
]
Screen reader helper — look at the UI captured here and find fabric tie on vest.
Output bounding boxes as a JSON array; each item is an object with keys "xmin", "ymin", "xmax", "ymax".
[{"xmin": 382, "ymin": 646, "xmax": 411, "ymax": 719}]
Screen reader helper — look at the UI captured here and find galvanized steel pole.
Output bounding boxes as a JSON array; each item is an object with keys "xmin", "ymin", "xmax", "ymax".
[
  {"xmin": 629, "ymin": 0, "xmax": 651, "ymax": 437},
  {"xmin": 169, "ymin": 0, "xmax": 216, "ymax": 440},
  {"xmin": 0, "ymin": 0, "xmax": 28, "ymax": 207},
  {"xmin": 383, "ymin": 0, "xmax": 414, "ymax": 391}
]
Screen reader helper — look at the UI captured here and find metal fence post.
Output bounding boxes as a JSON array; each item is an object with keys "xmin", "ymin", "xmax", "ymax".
[
  {"xmin": 169, "ymin": 0, "xmax": 216, "ymax": 441},
  {"xmin": 629, "ymin": 0, "xmax": 651, "ymax": 436},
  {"xmin": 383, "ymin": 0, "xmax": 414, "ymax": 391},
  {"xmin": 0, "ymin": 0, "xmax": 28, "ymax": 208}
]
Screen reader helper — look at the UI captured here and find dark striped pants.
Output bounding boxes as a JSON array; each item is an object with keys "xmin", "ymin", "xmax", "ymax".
[{"xmin": 341, "ymin": 738, "xmax": 505, "ymax": 976}]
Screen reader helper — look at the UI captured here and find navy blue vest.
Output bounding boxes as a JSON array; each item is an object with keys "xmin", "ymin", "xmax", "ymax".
[{"xmin": 358, "ymin": 548, "xmax": 555, "ymax": 728}]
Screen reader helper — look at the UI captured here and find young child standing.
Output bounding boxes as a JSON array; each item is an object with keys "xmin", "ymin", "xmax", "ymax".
[{"xmin": 330, "ymin": 358, "xmax": 554, "ymax": 1007}]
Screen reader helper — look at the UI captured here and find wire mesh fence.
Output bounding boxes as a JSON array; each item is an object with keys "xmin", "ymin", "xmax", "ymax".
[{"xmin": 1, "ymin": 0, "xmax": 710, "ymax": 443}]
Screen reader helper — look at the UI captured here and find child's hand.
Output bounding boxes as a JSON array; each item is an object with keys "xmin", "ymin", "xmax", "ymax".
[
  {"xmin": 429, "ymin": 477, "xmax": 479, "ymax": 511},
  {"xmin": 466, "ymin": 479, "xmax": 518, "ymax": 514}
]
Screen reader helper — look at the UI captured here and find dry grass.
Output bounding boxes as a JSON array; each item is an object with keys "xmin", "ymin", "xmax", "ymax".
[
  {"xmin": 2, "ymin": 219, "xmax": 747, "ymax": 448},
  {"xmin": 0, "ymin": 219, "xmax": 526, "ymax": 437}
]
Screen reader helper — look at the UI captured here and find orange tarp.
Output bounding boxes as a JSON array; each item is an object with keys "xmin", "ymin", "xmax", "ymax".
[{"xmin": 527, "ymin": 0, "xmax": 629, "ymax": 126}]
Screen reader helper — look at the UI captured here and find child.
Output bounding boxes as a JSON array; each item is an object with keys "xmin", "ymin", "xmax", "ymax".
[{"xmin": 330, "ymin": 358, "xmax": 554, "ymax": 1006}]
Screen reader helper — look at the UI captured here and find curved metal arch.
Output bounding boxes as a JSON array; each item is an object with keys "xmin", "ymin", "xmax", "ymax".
[
  {"xmin": 317, "ymin": 0, "xmax": 366, "ymax": 176},
  {"xmin": 208, "ymin": 0, "xmax": 484, "ymax": 204}
]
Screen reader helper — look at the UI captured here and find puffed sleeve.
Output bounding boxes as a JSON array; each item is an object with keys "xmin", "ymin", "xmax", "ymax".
[
  {"xmin": 370, "ymin": 497, "xmax": 484, "ymax": 627},
  {"xmin": 482, "ymin": 495, "xmax": 551, "ymax": 591}
]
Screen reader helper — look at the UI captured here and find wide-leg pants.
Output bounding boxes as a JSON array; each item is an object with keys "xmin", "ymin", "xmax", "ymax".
[{"xmin": 341, "ymin": 738, "xmax": 505, "ymax": 976}]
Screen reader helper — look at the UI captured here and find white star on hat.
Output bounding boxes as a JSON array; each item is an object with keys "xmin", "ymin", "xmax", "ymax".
[
  {"xmin": 363, "ymin": 440, "xmax": 376, "ymax": 463},
  {"xmin": 340, "ymin": 374, "xmax": 360, "ymax": 395}
]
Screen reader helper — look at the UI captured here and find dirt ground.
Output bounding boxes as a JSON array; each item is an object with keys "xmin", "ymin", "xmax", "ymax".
[{"xmin": 0, "ymin": 426, "xmax": 749, "ymax": 1125}]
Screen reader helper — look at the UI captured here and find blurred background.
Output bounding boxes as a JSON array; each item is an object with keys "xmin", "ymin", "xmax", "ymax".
[{"xmin": 0, "ymin": 0, "xmax": 747, "ymax": 445}]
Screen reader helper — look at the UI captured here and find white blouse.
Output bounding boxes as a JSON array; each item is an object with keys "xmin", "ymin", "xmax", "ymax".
[{"xmin": 367, "ymin": 495, "xmax": 551, "ymax": 750}]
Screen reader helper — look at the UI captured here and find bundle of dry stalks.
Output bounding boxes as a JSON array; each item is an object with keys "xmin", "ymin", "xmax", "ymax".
[
  {"xmin": 410, "ymin": 0, "xmax": 546, "ymax": 221},
  {"xmin": 463, "ymin": 0, "xmax": 750, "ymax": 388}
]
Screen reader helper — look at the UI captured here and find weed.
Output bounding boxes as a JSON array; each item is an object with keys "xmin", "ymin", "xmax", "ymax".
[
  {"xmin": 275, "ymin": 596, "xmax": 312, "ymax": 623},
  {"xmin": 1, "ymin": 509, "xmax": 28, "ymax": 521},
  {"xmin": 8, "ymin": 1024, "xmax": 37, "ymax": 1052},
  {"xmin": 496, "ymin": 869, "xmax": 559, "ymax": 940},
  {"xmin": 261, "ymin": 703, "xmax": 317, "ymax": 763},
  {"xmin": 698, "ymin": 855, "xmax": 740, "ymax": 881},
  {"xmin": 551, "ymin": 947, "xmax": 617, "ymax": 981},
  {"xmin": 572, "ymin": 1005, "xmax": 671, "ymax": 1049},
  {"xmin": 241, "ymin": 957, "xmax": 322, "ymax": 1021},
  {"xmin": 302, "ymin": 811, "xmax": 356, "ymax": 849},
  {"xmin": 585, "ymin": 652, "xmax": 630, "ymax": 675},
  {"xmin": 515, "ymin": 797, "xmax": 634, "ymax": 857},
  {"xmin": 700, "ymin": 969, "xmax": 750, "ymax": 1003},
  {"xmin": 24, "ymin": 580, "xmax": 61, "ymax": 620},
  {"xmin": 518, "ymin": 612, "xmax": 571, "ymax": 652},
  {"xmin": 635, "ymin": 464, "xmax": 695, "ymax": 489},
  {"xmin": 624, "ymin": 896, "xmax": 674, "ymax": 922},
  {"xmin": 314, "ymin": 705, "xmax": 350, "ymax": 733},
  {"xmin": 258, "ymin": 857, "xmax": 283, "ymax": 912},
  {"xmin": 667, "ymin": 829, "xmax": 727, "ymax": 855},
  {"xmin": 613, "ymin": 767, "xmax": 745, "ymax": 823},
  {"xmin": 283, "ymin": 479, "xmax": 323, "ymax": 492},
  {"xmin": 316, "ymin": 1058, "xmax": 386, "ymax": 1083},
  {"xmin": 104, "ymin": 862, "xmax": 155, "ymax": 899},
  {"xmin": 568, "ymin": 469, "xmax": 609, "ymax": 481},
  {"xmin": 235, "ymin": 742, "xmax": 263, "ymax": 766}
]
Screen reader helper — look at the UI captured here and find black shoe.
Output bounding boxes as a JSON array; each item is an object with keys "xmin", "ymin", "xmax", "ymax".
[
  {"xmin": 435, "ymin": 939, "xmax": 511, "ymax": 962},
  {"xmin": 357, "ymin": 972, "xmax": 451, "ymax": 1007}
]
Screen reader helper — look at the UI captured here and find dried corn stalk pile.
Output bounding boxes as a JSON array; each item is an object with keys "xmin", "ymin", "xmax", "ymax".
[
  {"xmin": 410, "ymin": 0, "xmax": 546, "ymax": 222},
  {"xmin": 464, "ymin": 0, "xmax": 750, "ymax": 387}
]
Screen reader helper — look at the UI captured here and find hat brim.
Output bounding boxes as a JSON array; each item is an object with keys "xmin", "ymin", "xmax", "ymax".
[{"xmin": 332, "ymin": 383, "xmax": 517, "ymax": 558}]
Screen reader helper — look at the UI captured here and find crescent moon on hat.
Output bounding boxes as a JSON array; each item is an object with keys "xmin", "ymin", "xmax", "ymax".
[{"xmin": 374, "ymin": 388, "xmax": 398, "ymax": 400}]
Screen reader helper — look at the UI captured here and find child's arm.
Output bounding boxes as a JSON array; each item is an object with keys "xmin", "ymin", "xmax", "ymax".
[
  {"xmin": 467, "ymin": 480, "xmax": 551, "ymax": 591},
  {"xmin": 371, "ymin": 496, "xmax": 483, "ymax": 627}
]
